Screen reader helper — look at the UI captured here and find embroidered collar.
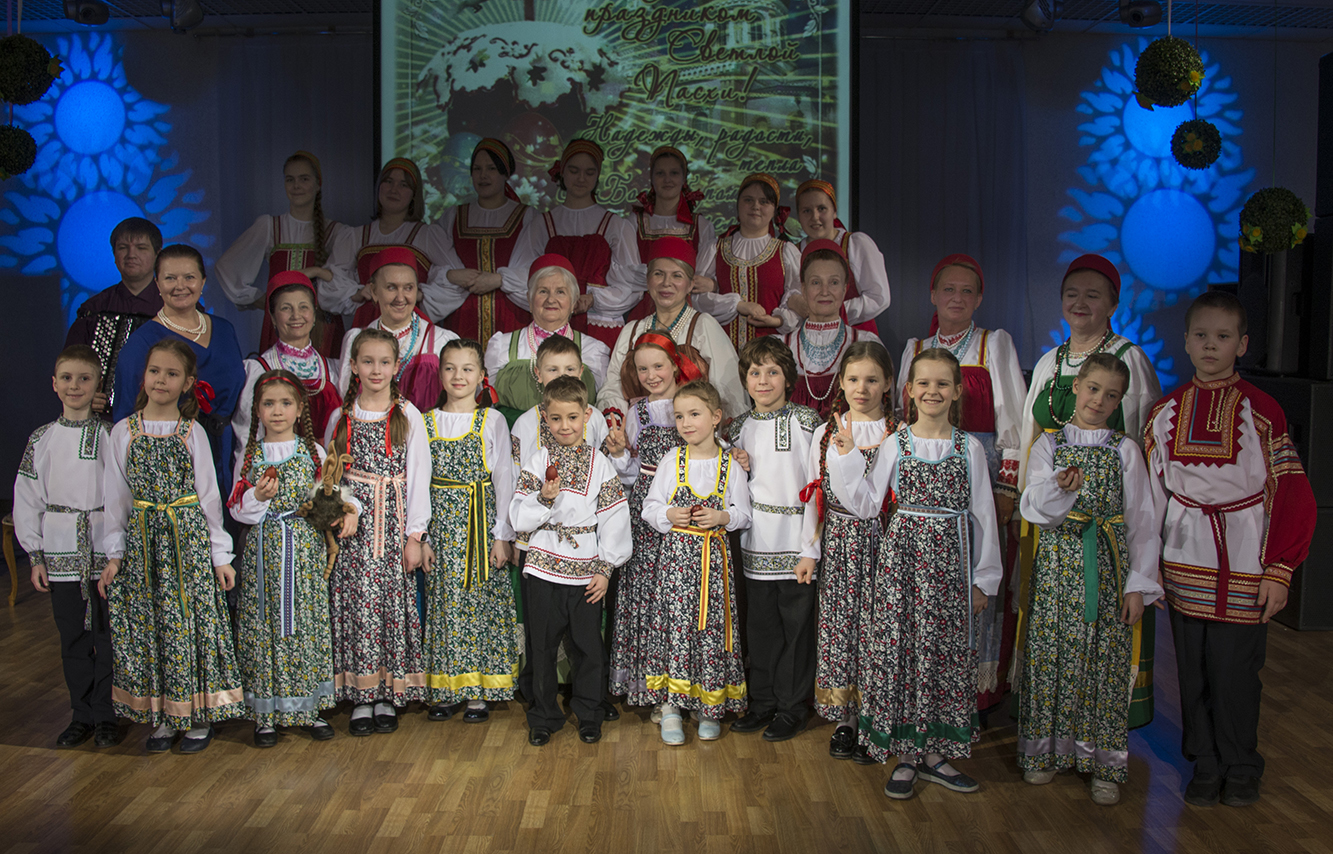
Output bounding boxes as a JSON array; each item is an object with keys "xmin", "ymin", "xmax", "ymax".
[
  {"xmin": 1191, "ymin": 372, "xmax": 1241, "ymax": 391},
  {"xmin": 57, "ymin": 415, "xmax": 96, "ymax": 429},
  {"xmin": 275, "ymin": 340, "xmax": 317, "ymax": 359},
  {"xmin": 747, "ymin": 402, "xmax": 793, "ymax": 421}
]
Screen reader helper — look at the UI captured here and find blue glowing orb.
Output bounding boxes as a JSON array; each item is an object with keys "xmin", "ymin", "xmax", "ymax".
[
  {"xmin": 1122, "ymin": 100, "xmax": 1193, "ymax": 159},
  {"xmin": 55, "ymin": 81, "xmax": 126, "ymax": 155},
  {"xmin": 57, "ymin": 191, "xmax": 143, "ymax": 289},
  {"xmin": 1121, "ymin": 189, "xmax": 1214, "ymax": 291}
]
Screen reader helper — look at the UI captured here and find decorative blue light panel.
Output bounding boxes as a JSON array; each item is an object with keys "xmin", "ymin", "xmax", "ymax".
[
  {"xmin": 0, "ymin": 33, "xmax": 212, "ymax": 326},
  {"xmin": 1053, "ymin": 38, "xmax": 1253, "ymax": 388}
]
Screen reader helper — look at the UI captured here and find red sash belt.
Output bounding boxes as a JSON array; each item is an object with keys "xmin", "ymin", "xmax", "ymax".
[{"xmin": 1170, "ymin": 490, "xmax": 1264, "ymax": 618}]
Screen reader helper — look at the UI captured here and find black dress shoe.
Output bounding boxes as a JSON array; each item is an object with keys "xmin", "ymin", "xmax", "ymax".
[
  {"xmin": 829, "ymin": 726, "xmax": 857, "ymax": 759},
  {"xmin": 348, "ymin": 715, "xmax": 375, "ymax": 737},
  {"xmin": 56, "ymin": 721, "xmax": 95, "ymax": 748},
  {"xmin": 254, "ymin": 727, "xmax": 278, "ymax": 748},
  {"xmin": 1184, "ymin": 770, "xmax": 1223, "ymax": 806},
  {"xmin": 373, "ymin": 710, "xmax": 399, "ymax": 733},
  {"xmin": 93, "ymin": 722, "xmax": 119, "ymax": 748},
  {"xmin": 428, "ymin": 703, "xmax": 461, "ymax": 721},
  {"xmin": 853, "ymin": 744, "xmax": 877, "ymax": 765},
  {"xmin": 730, "ymin": 711, "xmax": 775, "ymax": 734},
  {"xmin": 146, "ymin": 731, "xmax": 176, "ymax": 753},
  {"xmin": 1221, "ymin": 775, "xmax": 1260, "ymax": 807},
  {"xmin": 579, "ymin": 722, "xmax": 602, "ymax": 743},
  {"xmin": 179, "ymin": 725, "xmax": 215, "ymax": 754},
  {"xmin": 303, "ymin": 723, "xmax": 336, "ymax": 741},
  {"xmin": 529, "ymin": 726, "xmax": 552, "ymax": 746},
  {"xmin": 463, "ymin": 704, "xmax": 490, "ymax": 723},
  {"xmin": 600, "ymin": 699, "xmax": 620, "ymax": 722},
  {"xmin": 762, "ymin": 713, "xmax": 805, "ymax": 742}
]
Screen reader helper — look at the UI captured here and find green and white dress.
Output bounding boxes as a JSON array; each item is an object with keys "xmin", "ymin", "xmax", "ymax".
[
  {"xmin": 1016, "ymin": 425, "xmax": 1163, "ymax": 782},
  {"xmin": 231, "ymin": 440, "xmax": 346, "ymax": 727},
  {"xmin": 421, "ymin": 407, "xmax": 519, "ymax": 704},
  {"xmin": 103, "ymin": 415, "xmax": 245, "ymax": 729}
]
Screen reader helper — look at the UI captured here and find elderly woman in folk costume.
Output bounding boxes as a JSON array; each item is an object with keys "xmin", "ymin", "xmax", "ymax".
[
  {"xmin": 506, "ymin": 139, "xmax": 639, "ymax": 349},
  {"xmin": 1016, "ymin": 253, "xmax": 1162, "ymax": 729},
  {"xmin": 781, "ymin": 239, "xmax": 883, "ymax": 419},
  {"xmin": 214, "ymin": 150, "xmax": 350, "ymax": 356},
  {"xmin": 789, "ymin": 179, "xmax": 891, "ymax": 333},
  {"xmin": 336, "ymin": 248, "xmax": 459, "ymax": 416},
  {"xmin": 435, "ymin": 137, "xmax": 537, "ymax": 343},
  {"xmin": 325, "ymin": 157, "xmax": 461, "ymax": 329},
  {"xmin": 618, "ymin": 145, "xmax": 718, "ymax": 323},
  {"xmin": 484, "ymin": 254, "xmax": 610, "ymax": 423},
  {"xmin": 693, "ymin": 172, "xmax": 802, "ymax": 353},
  {"xmin": 895, "ymin": 254, "xmax": 1027, "ymax": 712},
  {"xmin": 599, "ymin": 237, "xmax": 745, "ymax": 420},
  {"xmin": 231, "ymin": 271, "xmax": 344, "ymax": 475}
]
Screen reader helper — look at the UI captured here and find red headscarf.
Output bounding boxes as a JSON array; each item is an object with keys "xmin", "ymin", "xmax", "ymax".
[
  {"xmin": 927, "ymin": 253, "xmax": 986, "ymax": 335},
  {"xmin": 1062, "ymin": 253, "xmax": 1121, "ymax": 301},
  {"xmin": 645, "ymin": 235, "xmax": 697, "ymax": 273},
  {"xmin": 633, "ymin": 331, "xmax": 705, "ymax": 384}
]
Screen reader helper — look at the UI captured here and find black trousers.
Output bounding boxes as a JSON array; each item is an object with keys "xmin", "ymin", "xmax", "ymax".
[
  {"xmin": 1169, "ymin": 606, "xmax": 1268, "ymax": 778},
  {"xmin": 50, "ymin": 581, "xmax": 115, "ymax": 725},
  {"xmin": 745, "ymin": 577, "xmax": 817, "ymax": 721},
  {"xmin": 525, "ymin": 575, "xmax": 605, "ymax": 731}
]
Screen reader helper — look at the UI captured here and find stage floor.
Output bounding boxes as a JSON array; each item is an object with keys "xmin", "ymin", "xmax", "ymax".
[{"xmin": 2, "ymin": 572, "xmax": 1331, "ymax": 854}]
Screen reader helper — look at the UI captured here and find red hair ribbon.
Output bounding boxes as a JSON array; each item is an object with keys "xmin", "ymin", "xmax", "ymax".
[
  {"xmin": 774, "ymin": 205, "xmax": 791, "ymax": 236},
  {"xmin": 194, "ymin": 380, "xmax": 215, "ymax": 414},
  {"xmin": 258, "ymin": 373, "xmax": 307, "ymax": 400},
  {"xmin": 226, "ymin": 477, "xmax": 252, "ymax": 509},
  {"xmin": 478, "ymin": 375, "xmax": 499, "ymax": 407},
  {"xmin": 799, "ymin": 478, "xmax": 826, "ymax": 527},
  {"xmin": 636, "ymin": 331, "xmax": 703, "ymax": 383}
]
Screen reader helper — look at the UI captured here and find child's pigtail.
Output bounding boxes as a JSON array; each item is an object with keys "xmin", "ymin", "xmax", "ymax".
[
  {"xmin": 329, "ymin": 377, "xmax": 359, "ymax": 460},
  {"xmin": 387, "ymin": 375, "xmax": 409, "ymax": 450},
  {"xmin": 298, "ymin": 401, "xmax": 322, "ymax": 481}
]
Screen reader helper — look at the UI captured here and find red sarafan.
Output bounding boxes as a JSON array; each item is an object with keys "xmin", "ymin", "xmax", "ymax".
[{"xmin": 546, "ymin": 462, "xmax": 559, "ymax": 481}]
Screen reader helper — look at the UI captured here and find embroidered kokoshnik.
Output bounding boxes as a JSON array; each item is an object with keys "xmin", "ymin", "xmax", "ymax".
[
  {"xmin": 1064, "ymin": 511, "xmax": 1126, "ymax": 623},
  {"xmin": 669, "ymin": 524, "xmax": 734, "ymax": 651},
  {"xmin": 131, "ymin": 494, "xmax": 200, "ymax": 620},
  {"xmin": 431, "ymin": 476, "xmax": 494, "ymax": 587},
  {"xmin": 344, "ymin": 469, "xmax": 406, "ymax": 560},
  {"xmin": 1170, "ymin": 490, "xmax": 1265, "ymax": 619}
]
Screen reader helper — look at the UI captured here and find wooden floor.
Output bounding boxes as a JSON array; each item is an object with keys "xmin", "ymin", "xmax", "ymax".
[{"xmin": 2, "ymin": 572, "xmax": 1332, "ymax": 854}]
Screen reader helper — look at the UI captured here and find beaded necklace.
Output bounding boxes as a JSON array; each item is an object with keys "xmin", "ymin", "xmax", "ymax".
[
  {"xmin": 157, "ymin": 309, "xmax": 207, "ymax": 342},
  {"xmin": 1045, "ymin": 326, "xmax": 1115, "ymax": 427},
  {"xmin": 797, "ymin": 320, "xmax": 847, "ymax": 403},
  {"xmin": 929, "ymin": 322, "xmax": 975, "ymax": 360},
  {"xmin": 273, "ymin": 340, "xmax": 323, "ymax": 384},
  {"xmin": 381, "ymin": 314, "xmax": 420, "ymax": 382},
  {"xmin": 649, "ymin": 303, "xmax": 690, "ymax": 336},
  {"xmin": 526, "ymin": 321, "xmax": 571, "ymax": 357}
]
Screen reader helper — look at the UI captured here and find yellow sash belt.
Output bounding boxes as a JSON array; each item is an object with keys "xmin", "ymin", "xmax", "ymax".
[
  {"xmin": 132, "ymin": 494, "xmax": 200, "ymax": 619},
  {"xmin": 432, "ymin": 477, "xmax": 493, "ymax": 589},
  {"xmin": 671, "ymin": 524, "xmax": 733, "ymax": 652}
]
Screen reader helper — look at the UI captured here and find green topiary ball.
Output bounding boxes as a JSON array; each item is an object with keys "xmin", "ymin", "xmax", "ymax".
[
  {"xmin": 1171, "ymin": 119, "xmax": 1221, "ymax": 170},
  {"xmin": 0, "ymin": 34, "xmax": 60, "ymax": 106},
  {"xmin": 0, "ymin": 125, "xmax": 38, "ymax": 180},
  {"xmin": 1134, "ymin": 37, "xmax": 1205, "ymax": 109},
  {"xmin": 1238, "ymin": 188, "xmax": 1310, "ymax": 255}
]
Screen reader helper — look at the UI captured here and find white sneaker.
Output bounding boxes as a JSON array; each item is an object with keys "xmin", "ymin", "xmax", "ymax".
[
  {"xmin": 1090, "ymin": 779, "xmax": 1120, "ymax": 806},
  {"xmin": 698, "ymin": 719, "xmax": 722, "ymax": 741},
  {"xmin": 660, "ymin": 712, "xmax": 685, "ymax": 746},
  {"xmin": 1024, "ymin": 769, "xmax": 1057, "ymax": 785}
]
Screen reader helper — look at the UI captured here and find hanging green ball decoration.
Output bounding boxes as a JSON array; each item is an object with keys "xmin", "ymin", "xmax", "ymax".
[
  {"xmin": 1238, "ymin": 187, "xmax": 1310, "ymax": 255},
  {"xmin": 1171, "ymin": 119, "xmax": 1222, "ymax": 170},
  {"xmin": 0, "ymin": 125, "xmax": 38, "ymax": 180},
  {"xmin": 1134, "ymin": 36, "xmax": 1205, "ymax": 109},
  {"xmin": 0, "ymin": 34, "xmax": 62, "ymax": 106}
]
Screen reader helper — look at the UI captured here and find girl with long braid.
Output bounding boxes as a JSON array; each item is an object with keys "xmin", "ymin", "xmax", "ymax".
[
  {"xmin": 796, "ymin": 342, "xmax": 895, "ymax": 762},
  {"xmin": 215, "ymin": 151, "xmax": 349, "ymax": 355},
  {"xmin": 230, "ymin": 369, "xmax": 360, "ymax": 747},
  {"xmin": 322, "ymin": 328, "xmax": 431, "ymax": 736}
]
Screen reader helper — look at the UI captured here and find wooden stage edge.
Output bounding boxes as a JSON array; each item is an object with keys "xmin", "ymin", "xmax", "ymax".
[{"xmin": 1, "ymin": 571, "xmax": 1331, "ymax": 854}]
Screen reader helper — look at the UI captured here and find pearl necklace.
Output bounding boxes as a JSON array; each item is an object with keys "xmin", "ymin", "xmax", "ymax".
[
  {"xmin": 650, "ymin": 303, "xmax": 690, "ymax": 336},
  {"xmin": 157, "ymin": 309, "xmax": 207, "ymax": 341}
]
